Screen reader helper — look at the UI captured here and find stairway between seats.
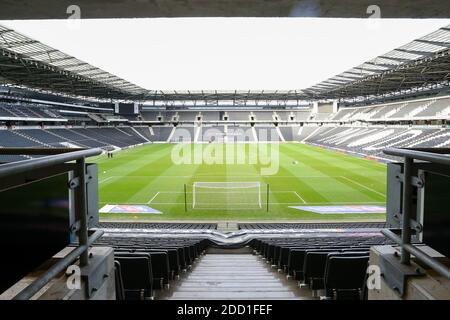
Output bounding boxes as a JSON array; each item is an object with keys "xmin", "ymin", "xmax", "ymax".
[{"xmin": 165, "ymin": 252, "xmax": 310, "ymax": 300}]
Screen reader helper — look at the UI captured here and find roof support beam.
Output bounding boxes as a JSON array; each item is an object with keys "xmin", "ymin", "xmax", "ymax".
[{"xmin": 414, "ymin": 39, "xmax": 450, "ymax": 48}]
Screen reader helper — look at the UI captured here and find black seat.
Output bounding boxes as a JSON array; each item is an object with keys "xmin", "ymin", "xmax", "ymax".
[
  {"xmin": 115, "ymin": 255, "xmax": 153, "ymax": 300},
  {"xmin": 118, "ymin": 249, "xmax": 170, "ymax": 288},
  {"xmin": 303, "ymin": 251, "xmax": 338, "ymax": 290},
  {"xmin": 114, "ymin": 260, "xmax": 125, "ymax": 301},
  {"xmin": 324, "ymin": 255, "xmax": 370, "ymax": 300}
]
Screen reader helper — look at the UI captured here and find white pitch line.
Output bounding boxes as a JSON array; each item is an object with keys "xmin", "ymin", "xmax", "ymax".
[
  {"xmin": 97, "ymin": 174, "xmax": 384, "ymax": 179},
  {"xmin": 293, "ymin": 191, "xmax": 306, "ymax": 204},
  {"xmin": 340, "ymin": 176, "xmax": 386, "ymax": 198},
  {"xmin": 99, "ymin": 176, "xmax": 114, "ymax": 184},
  {"xmin": 98, "ymin": 201, "xmax": 385, "ymax": 206},
  {"xmin": 147, "ymin": 192, "xmax": 160, "ymax": 204}
]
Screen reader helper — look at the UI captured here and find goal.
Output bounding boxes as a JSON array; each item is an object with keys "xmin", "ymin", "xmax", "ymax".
[{"xmin": 192, "ymin": 182, "xmax": 262, "ymax": 210}]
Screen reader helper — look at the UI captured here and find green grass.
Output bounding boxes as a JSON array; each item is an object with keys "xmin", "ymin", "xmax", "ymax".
[{"xmin": 96, "ymin": 143, "xmax": 386, "ymax": 221}]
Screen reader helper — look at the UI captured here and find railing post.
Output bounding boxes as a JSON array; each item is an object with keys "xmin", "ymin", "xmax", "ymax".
[
  {"xmin": 401, "ymin": 157, "xmax": 413, "ymax": 265},
  {"xmin": 76, "ymin": 157, "xmax": 89, "ymax": 267}
]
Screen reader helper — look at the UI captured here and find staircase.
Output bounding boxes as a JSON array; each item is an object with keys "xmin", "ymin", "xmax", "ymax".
[
  {"xmin": 384, "ymin": 103, "xmax": 408, "ymax": 119},
  {"xmin": 87, "ymin": 113, "xmax": 106, "ymax": 123},
  {"xmin": 11, "ymin": 130, "xmax": 50, "ymax": 147},
  {"xmin": 164, "ymin": 252, "xmax": 306, "ymax": 300},
  {"xmin": 407, "ymin": 100, "xmax": 435, "ymax": 118}
]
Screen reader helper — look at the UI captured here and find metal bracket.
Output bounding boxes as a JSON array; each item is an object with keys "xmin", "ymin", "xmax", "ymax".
[
  {"xmin": 70, "ymin": 221, "xmax": 80, "ymax": 233},
  {"xmin": 396, "ymin": 173, "xmax": 424, "ymax": 188},
  {"xmin": 379, "ymin": 252, "xmax": 425, "ymax": 297},
  {"xmin": 389, "ymin": 217, "xmax": 423, "ymax": 233},
  {"xmin": 68, "ymin": 177, "xmax": 79, "ymax": 189},
  {"xmin": 69, "ymin": 173, "xmax": 93, "ymax": 189},
  {"xmin": 412, "ymin": 176, "xmax": 424, "ymax": 188},
  {"xmin": 81, "ymin": 252, "xmax": 110, "ymax": 298}
]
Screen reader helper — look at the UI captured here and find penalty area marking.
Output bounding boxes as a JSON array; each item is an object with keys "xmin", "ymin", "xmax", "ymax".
[
  {"xmin": 147, "ymin": 192, "xmax": 160, "ymax": 204},
  {"xmin": 339, "ymin": 176, "xmax": 385, "ymax": 198},
  {"xmin": 293, "ymin": 191, "xmax": 306, "ymax": 204}
]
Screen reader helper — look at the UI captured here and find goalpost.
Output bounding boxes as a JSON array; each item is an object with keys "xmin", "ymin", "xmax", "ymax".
[{"xmin": 192, "ymin": 182, "xmax": 262, "ymax": 210}]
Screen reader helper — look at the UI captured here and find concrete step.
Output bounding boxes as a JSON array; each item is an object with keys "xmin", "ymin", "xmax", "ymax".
[{"xmin": 164, "ymin": 253, "xmax": 312, "ymax": 300}]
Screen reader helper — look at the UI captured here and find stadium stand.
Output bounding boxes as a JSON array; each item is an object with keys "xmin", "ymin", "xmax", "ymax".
[
  {"xmin": 238, "ymin": 222, "xmax": 387, "ymax": 230},
  {"xmin": 0, "ymin": 103, "xmax": 63, "ymax": 120},
  {"xmin": 81, "ymin": 221, "xmax": 394, "ymax": 300},
  {"xmin": 133, "ymin": 126, "xmax": 153, "ymax": 140},
  {"xmin": 93, "ymin": 235, "xmax": 210, "ymax": 299},
  {"xmin": 250, "ymin": 234, "xmax": 392, "ymax": 299},
  {"xmin": 226, "ymin": 125, "xmax": 255, "ymax": 142},
  {"xmin": 149, "ymin": 126, "xmax": 174, "ymax": 142},
  {"xmin": 0, "ymin": 20, "xmax": 449, "ymax": 302},
  {"xmin": 303, "ymin": 125, "xmax": 448, "ymax": 160},
  {"xmin": 98, "ymin": 222, "xmax": 217, "ymax": 229},
  {"xmin": 171, "ymin": 126, "xmax": 196, "ymax": 142},
  {"xmin": 199, "ymin": 111, "xmax": 220, "ymax": 121},
  {"xmin": 140, "ymin": 111, "xmax": 160, "ymax": 121},
  {"xmin": 227, "ymin": 111, "xmax": 252, "ymax": 121}
]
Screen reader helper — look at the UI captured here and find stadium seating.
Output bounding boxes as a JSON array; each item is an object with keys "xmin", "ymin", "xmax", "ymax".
[
  {"xmin": 0, "ymin": 103, "xmax": 63, "ymax": 120},
  {"xmin": 250, "ymin": 233, "xmax": 392, "ymax": 300},
  {"xmin": 0, "ymin": 126, "xmax": 153, "ymax": 162},
  {"xmin": 227, "ymin": 111, "xmax": 251, "ymax": 121},
  {"xmin": 199, "ymin": 111, "xmax": 220, "ymax": 121},
  {"xmin": 133, "ymin": 126, "xmax": 153, "ymax": 140},
  {"xmin": 149, "ymin": 126, "xmax": 174, "ymax": 142},
  {"xmin": 177, "ymin": 112, "xmax": 195, "ymax": 122},
  {"xmin": 226, "ymin": 125, "xmax": 255, "ymax": 142},
  {"xmin": 93, "ymin": 235, "xmax": 210, "ymax": 300},
  {"xmin": 171, "ymin": 126, "xmax": 196, "ymax": 142},
  {"xmin": 238, "ymin": 222, "xmax": 386, "ymax": 229},
  {"xmin": 324, "ymin": 255, "xmax": 370, "ymax": 299},
  {"xmin": 254, "ymin": 126, "xmax": 279, "ymax": 141},
  {"xmin": 89, "ymin": 221, "xmax": 392, "ymax": 300},
  {"xmin": 0, "ymin": 130, "xmax": 44, "ymax": 147},
  {"xmin": 140, "ymin": 111, "xmax": 160, "ymax": 121},
  {"xmin": 98, "ymin": 222, "xmax": 217, "ymax": 230},
  {"xmin": 303, "ymin": 125, "xmax": 448, "ymax": 160},
  {"xmin": 254, "ymin": 111, "xmax": 275, "ymax": 121},
  {"xmin": 16, "ymin": 129, "xmax": 68, "ymax": 147},
  {"xmin": 415, "ymin": 98, "xmax": 450, "ymax": 117}
]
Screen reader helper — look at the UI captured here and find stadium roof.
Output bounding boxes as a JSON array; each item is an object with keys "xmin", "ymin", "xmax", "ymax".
[
  {"xmin": 303, "ymin": 25, "xmax": 450, "ymax": 101},
  {"xmin": 144, "ymin": 90, "xmax": 306, "ymax": 103},
  {"xmin": 147, "ymin": 25, "xmax": 450, "ymax": 103},
  {"xmin": 0, "ymin": 23, "xmax": 449, "ymax": 104},
  {"xmin": 0, "ymin": 24, "xmax": 147, "ymax": 100}
]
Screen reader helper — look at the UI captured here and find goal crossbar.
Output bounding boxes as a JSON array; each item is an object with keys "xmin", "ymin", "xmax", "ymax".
[
  {"xmin": 193, "ymin": 182, "xmax": 261, "ymax": 189},
  {"xmin": 192, "ymin": 181, "xmax": 262, "ymax": 209}
]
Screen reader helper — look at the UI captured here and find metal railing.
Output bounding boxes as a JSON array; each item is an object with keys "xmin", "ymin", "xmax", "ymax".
[
  {"xmin": 0, "ymin": 147, "xmax": 104, "ymax": 299},
  {"xmin": 383, "ymin": 147, "xmax": 450, "ymax": 280}
]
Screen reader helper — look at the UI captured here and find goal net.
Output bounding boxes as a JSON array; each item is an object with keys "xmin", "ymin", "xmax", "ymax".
[{"xmin": 192, "ymin": 182, "xmax": 262, "ymax": 210}]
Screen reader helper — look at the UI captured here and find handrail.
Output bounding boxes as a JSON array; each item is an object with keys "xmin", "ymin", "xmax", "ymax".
[
  {"xmin": 0, "ymin": 147, "xmax": 86, "ymax": 155},
  {"xmin": 382, "ymin": 229, "xmax": 450, "ymax": 280},
  {"xmin": 382, "ymin": 147, "xmax": 450, "ymax": 280},
  {"xmin": 13, "ymin": 230, "xmax": 104, "ymax": 300},
  {"xmin": 0, "ymin": 147, "xmax": 104, "ymax": 299},
  {"xmin": 384, "ymin": 147, "xmax": 450, "ymax": 166},
  {"xmin": 0, "ymin": 148, "xmax": 102, "ymax": 178}
]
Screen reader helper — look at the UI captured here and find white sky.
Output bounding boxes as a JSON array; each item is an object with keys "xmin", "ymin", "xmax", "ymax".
[{"xmin": 2, "ymin": 18, "xmax": 449, "ymax": 91}]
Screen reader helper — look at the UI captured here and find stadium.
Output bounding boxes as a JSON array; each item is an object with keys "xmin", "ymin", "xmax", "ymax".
[{"xmin": 0, "ymin": 1, "xmax": 449, "ymax": 305}]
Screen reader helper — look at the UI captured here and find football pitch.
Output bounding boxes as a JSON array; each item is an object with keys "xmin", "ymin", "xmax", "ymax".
[{"xmin": 97, "ymin": 143, "xmax": 387, "ymax": 221}]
